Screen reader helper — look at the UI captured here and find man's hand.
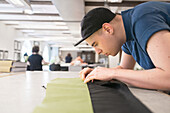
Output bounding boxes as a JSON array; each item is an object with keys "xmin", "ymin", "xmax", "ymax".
[
  {"xmin": 83, "ymin": 67, "xmax": 115, "ymax": 83},
  {"xmin": 79, "ymin": 67, "xmax": 93, "ymax": 80}
]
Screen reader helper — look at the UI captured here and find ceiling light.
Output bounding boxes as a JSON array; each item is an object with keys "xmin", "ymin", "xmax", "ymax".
[
  {"xmin": 6, "ymin": 0, "xmax": 31, "ymax": 8},
  {"xmin": 6, "ymin": 0, "xmax": 34, "ymax": 14},
  {"xmin": 6, "ymin": 0, "xmax": 24, "ymax": 7},
  {"xmin": 24, "ymin": 9, "xmax": 33, "ymax": 14},
  {"xmin": 109, "ymin": 0, "xmax": 122, "ymax": 3}
]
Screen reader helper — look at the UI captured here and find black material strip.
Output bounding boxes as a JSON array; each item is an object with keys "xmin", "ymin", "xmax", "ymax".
[{"xmin": 87, "ymin": 80, "xmax": 152, "ymax": 113}]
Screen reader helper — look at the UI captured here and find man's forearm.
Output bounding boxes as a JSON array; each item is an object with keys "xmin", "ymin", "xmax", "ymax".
[
  {"xmin": 113, "ymin": 68, "xmax": 170, "ymax": 90},
  {"xmin": 111, "ymin": 65, "xmax": 124, "ymax": 69}
]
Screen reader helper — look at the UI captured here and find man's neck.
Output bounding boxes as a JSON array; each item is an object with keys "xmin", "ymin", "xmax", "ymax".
[
  {"xmin": 32, "ymin": 52, "xmax": 38, "ymax": 54},
  {"xmin": 119, "ymin": 15, "xmax": 126, "ymax": 45}
]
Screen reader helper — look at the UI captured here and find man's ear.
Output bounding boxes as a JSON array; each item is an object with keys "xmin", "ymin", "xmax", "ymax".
[{"xmin": 102, "ymin": 23, "xmax": 114, "ymax": 34}]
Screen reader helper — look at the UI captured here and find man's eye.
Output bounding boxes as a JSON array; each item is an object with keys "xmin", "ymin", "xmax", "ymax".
[
  {"xmin": 91, "ymin": 42, "xmax": 98, "ymax": 47},
  {"xmin": 94, "ymin": 44, "xmax": 98, "ymax": 47}
]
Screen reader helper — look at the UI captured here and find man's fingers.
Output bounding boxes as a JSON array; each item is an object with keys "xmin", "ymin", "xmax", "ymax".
[
  {"xmin": 79, "ymin": 69, "xmax": 86, "ymax": 80},
  {"xmin": 81, "ymin": 73, "xmax": 86, "ymax": 80},
  {"xmin": 79, "ymin": 70, "xmax": 83, "ymax": 74},
  {"xmin": 79, "ymin": 68, "xmax": 92, "ymax": 80},
  {"xmin": 79, "ymin": 71, "xmax": 88, "ymax": 80},
  {"xmin": 84, "ymin": 76, "xmax": 95, "ymax": 83},
  {"xmin": 84, "ymin": 74, "xmax": 95, "ymax": 83}
]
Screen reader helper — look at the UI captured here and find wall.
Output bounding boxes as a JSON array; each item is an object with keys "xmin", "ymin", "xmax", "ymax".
[
  {"xmin": 49, "ymin": 47, "xmax": 59, "ymax": 63},
  {"xmin": 0, "ymin": 22, "xmax": 24, "ymax": 60}
]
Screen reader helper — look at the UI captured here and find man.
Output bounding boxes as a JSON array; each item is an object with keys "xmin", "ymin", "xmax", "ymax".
[
  {"xmin": 74, "ymin": 1, "xmax": 170, "ymax": 90},
  {"xmin": 65, "ymin": 53, "xmax": 72, "ymax": 63}
]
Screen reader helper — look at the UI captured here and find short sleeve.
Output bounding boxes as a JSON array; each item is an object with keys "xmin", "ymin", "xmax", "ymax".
[
  {"xmin": 134, "ymin": 12, "xmax": 170, "ymax": 53},
  {"xmin": 121, "ymin": 43, "xmax": 131, "ymax": 55},
  {"xmin": 40, "ymin": 55, "xmax": 43, "ymax": 61}
]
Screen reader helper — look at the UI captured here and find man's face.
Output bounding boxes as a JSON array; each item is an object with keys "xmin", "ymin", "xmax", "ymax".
[{"xmin": 86, "ymin": 30, "xmax": 121, "ymax": 56}]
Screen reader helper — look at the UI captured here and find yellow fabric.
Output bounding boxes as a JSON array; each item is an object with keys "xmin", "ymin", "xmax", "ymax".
[
  {"xmin": 0, "ymin": 67, "xmax": 11, "ymax": 72},
  {"xmin": 0, "ymin": 61, "xmax": 13, "ymax": 72},
  {"xmin": 33, "ymin": 78, "xmax": 93, "ymax": 113}
]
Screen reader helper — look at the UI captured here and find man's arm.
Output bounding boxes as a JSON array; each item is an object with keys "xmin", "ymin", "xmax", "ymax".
[
  {"xmin": 119, "ymin": 51, "xmax": 136, "ymax": 69},
  {"xmin": 111, "ymin": 51, "xmax": 136, "ymax": 69},
  {"xmin": 84, "ymin": 30, "xmax": 170, "ymax": 90},
  {"xmin": 42, "ymin": 60, "xmax": 49, "ymax": 65}
]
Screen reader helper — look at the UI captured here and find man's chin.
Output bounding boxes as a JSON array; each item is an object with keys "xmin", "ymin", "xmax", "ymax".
[{"xmin": 111, "ymin": 53, "xmax": 118, "ymax": 56}]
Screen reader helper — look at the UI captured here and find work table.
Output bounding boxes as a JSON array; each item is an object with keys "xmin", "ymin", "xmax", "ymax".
[{"xmin": 0, "ymin": 71, "xmax": 169, "ymax": 113}]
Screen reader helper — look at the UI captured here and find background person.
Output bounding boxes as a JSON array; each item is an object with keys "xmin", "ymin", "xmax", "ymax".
[
  {"xmin": 70, "ymin": 56, "xmax": 87, "ymax": 66},
  {"xmin": 65, "ymin": 53, "xmax": 72, "ymax": 63},
  {"xmin": 24, "ymin": 53, "xmax": 29, "ymax": 62},
  {"xmin": 27, "ymin": 46, "xmax": 48, "ymax": 71}
]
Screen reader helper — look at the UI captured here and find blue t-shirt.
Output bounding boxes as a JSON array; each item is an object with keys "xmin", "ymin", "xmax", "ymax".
[
  {"xmin": 121, "ymin": 1, "xmax": 170, "ymax": 69},
  {"xmin": 65, "ymin": 56, "xmax": 72, "ymax": 63},
  {"xmin": 28, "ymin": 54, "xmax": 43, "ymax": 71}
]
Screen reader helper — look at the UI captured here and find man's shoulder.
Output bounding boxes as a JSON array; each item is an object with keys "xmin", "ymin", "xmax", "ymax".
[
  {"xmin": 129, "ymin": 2, "xmax": 168, "ymax": 21},
  {"xmin": 28, "ymin": 55, "xmax": 33, "ymax": 58},
  {"xmin": 37, "ymin": 54, "xmax": 43, "ymax": 58},
  {"xmin": 121, "ymin": 1, "xmax": 169, "ymax": 27},
  {"xmin": 32, "ymin": 54, "xmax": 42, "ymax": 58}
]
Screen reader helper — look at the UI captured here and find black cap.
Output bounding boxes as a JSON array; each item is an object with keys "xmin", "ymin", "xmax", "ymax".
[{"xmin": 74, "ymin": 7, "xmax": 116, "ymax": 46}]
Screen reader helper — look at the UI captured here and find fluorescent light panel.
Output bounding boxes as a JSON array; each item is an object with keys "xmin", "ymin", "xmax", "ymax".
[
  {"xmin": 109, "ymin": 0, "xmax": 122, "ymax": 3},
  {"xmin": 24, "ymin": 9, "xmax": 33, "ymax": 14},
  {"xmin": 6, "ymin": 0, "xmax": 25, "ymax": 7},
  {"xmin": 6, "ymin": 0, "xmax": 33, "ymax": 14}
]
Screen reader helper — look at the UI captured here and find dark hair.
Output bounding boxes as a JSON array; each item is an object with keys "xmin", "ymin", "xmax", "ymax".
[
  {"xmin": 67, "ymin": 53, "xmax": 71, "ymax": 57},
  {"xmin": 32, "ymin": 46, "xmax": 39, "ymax": 53},
  {"xmin": 24, "ymin": 53, "xmax": 28, "ymax": 56}
]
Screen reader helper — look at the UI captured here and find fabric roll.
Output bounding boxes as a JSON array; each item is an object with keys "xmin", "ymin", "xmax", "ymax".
[
  {"xmin": 33, "ymin": 78, "xmax": 93, "ymax": 113},
  {"xmin": 0, "ymin": 61, "xmax": 13, "ymax": 72},
  {"xmin": 87, "ymin": 80, "xmax": 152, "ymax": 113}
]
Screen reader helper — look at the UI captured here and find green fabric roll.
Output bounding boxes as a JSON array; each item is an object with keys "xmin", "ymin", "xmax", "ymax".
[{"xmin": 33, "ymin": 78, "xmax": 93, "ymax": 113}]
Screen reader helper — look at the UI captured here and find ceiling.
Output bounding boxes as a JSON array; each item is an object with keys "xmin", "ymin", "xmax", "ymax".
[{"xmin": 0, "ymin": 0, "xmax": 170, "ymax": 48}]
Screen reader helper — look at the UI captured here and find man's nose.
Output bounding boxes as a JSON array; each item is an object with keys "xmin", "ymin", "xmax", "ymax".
[{"xmin": 94, "ymin": 47, "xmax": 102, "ymax": 54}]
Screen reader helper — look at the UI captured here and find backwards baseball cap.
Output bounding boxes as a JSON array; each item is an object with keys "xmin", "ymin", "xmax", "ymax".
[{"xmin": 74, "ymin": 7, "xmax": 116, "ymax": 46}]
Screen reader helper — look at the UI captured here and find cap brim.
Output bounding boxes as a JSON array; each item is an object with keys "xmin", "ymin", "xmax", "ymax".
[{"xmin": 74, "ymin": 37, "xmax": 88, "ymax": 46}]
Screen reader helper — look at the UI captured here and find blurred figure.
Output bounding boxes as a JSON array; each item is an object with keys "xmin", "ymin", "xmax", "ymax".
[
  {"xmin": 70, "ymin": 56, "xmax": 87, "ymax": 66},
  {"xmin": 27, "ymin": 46, "xmax": 48, "ymax": 71},
  {"xmin": 49, "ymin": 56, "xmax": 61, "ymax": 71},
  {"xmin": 24, "ymin": 53, "xmax": 29, "ymax": 62},
  {"xmin": 59, "ymin": 55, "xmax": 64, "ymax": 63},
  {"xmin": 65, "ymin": 53, "xmax": 72, "ymax": 63}
]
